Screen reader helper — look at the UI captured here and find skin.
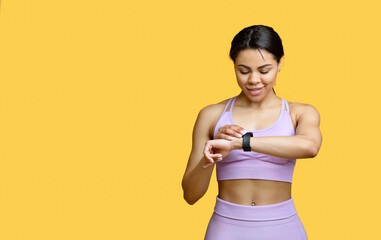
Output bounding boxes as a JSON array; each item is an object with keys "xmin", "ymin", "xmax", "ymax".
[{"xmin": 181, "ymin": 49, "xmax": 322, "ymax": 206}]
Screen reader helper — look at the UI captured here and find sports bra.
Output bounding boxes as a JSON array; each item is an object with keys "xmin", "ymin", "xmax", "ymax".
[{"xmin": 213, "ymin": 96, "xmax": 296, "ymax": 183}]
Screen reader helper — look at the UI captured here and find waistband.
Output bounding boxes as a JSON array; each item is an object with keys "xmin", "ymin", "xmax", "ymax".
[{"xmin": 214, "ymin": 195, "xmax": 297, "ymax": 221}]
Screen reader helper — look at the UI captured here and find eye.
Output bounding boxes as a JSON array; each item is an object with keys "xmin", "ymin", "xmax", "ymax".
[
  {"xmin": 260, "ymin": 71, "xmax": 269, "ymax": 74},
  {"xmin": 240, "ymin": 71, "xmax": 249, "ymax": 74}
]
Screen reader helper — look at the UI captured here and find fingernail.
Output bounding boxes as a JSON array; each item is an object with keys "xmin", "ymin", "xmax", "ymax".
[
  {"xmin": 241, "ymin": 130, "xmax": 247, "ymax": 135},
  {"xmin": 216, "ymin": 157, "xmax": 223, "ymax": 162},
  {"xmin": 227, "ymin": 136, "xmax": 233, "ymax": 140},
  {"xmin": 218, "ymin": 154, "xmax": 222, "ymax": 157},
  {"xmin": 237, "ymin": 134, "xmax": 242, "ymax": 138}
]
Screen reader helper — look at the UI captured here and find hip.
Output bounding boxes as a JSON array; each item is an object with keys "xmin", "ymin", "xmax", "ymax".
[{"xmin": 204, "ymin": 195, "xmax": 308, "ymax": 240}]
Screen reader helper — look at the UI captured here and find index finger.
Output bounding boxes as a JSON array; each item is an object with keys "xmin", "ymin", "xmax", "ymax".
[{"xmin": 228, "ymin": 125, "xmax": 246, "ymax": 135}]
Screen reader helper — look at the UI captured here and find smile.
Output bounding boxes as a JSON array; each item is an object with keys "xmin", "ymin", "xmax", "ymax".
[{"xmin": 247, "ymin": 87, "xmax": 264, "ymax": 96}]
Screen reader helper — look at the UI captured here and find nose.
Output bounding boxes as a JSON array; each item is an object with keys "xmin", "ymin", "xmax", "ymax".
[{"xmin": 248, "ymin": 72, "xmax": 261, "ymax": 84}]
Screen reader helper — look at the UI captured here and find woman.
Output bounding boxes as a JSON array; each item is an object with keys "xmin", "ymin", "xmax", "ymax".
[{"xmin": 181, "ymin": 25, "xmax": 322, "ymax": 240}]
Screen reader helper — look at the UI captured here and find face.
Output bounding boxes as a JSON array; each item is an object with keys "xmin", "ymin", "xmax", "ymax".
[{"xmin": 234, "ymin": 48, "xmax": 282, "ymax": 101}]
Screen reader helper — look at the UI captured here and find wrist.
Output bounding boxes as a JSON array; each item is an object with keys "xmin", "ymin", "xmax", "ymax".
[{"xmin": 231, "ymin": 138, "xmax": 243, "ymax": 150}]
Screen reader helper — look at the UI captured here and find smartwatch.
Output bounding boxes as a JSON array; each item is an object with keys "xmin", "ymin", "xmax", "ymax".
[{"xmin": 242, "ymin": 132, "xmax": 253, "ymax": 152}]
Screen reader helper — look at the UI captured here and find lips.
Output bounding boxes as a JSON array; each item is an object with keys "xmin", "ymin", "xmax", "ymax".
[
  {"xmin": 247, "ymin": 87, "xmax": 264, "ymax": 91},
  {"xmin": 247, "ymin": 87, "xmax": 264, "ymax": 96}
]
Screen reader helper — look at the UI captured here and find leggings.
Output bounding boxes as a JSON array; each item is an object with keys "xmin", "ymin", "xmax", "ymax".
[{"xmin": 204, "ymin": 196, "xmax": 308, "ymax": 240}]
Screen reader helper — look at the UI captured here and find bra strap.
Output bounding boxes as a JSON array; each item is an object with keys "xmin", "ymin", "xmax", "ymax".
[
  {"xmin": 227, "ymin": 96, "xmax": 237, "ymax": 112},
  {"xmin": 223, "ymin": 97, "xmax": 234, "ymax": 112},
  {"xmin": 284, "ymin": 99, "xmax": 290, "ymax": 112}
]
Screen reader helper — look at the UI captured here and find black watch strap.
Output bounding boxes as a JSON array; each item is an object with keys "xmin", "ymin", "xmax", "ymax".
[{"xmin": 242, "ymin": 132, "xmax": 253, "ymax": 151}]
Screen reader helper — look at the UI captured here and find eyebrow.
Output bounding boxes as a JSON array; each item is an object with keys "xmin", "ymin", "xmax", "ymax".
[{"xmin": 237, "ymin": 64, "xmax": 272, "ymax": 69}]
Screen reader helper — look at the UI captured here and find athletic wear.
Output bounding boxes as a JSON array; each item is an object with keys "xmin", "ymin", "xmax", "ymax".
[
  {"xmin": 204, "ymin": 196, "xmax": 308, "ymax": 240},
  {"xmin": 213, "ymin": 96, "xmax": 296, "ymax": 183},
  {"xmin": 205, "ymin": 96, "xmax": 308, "ymax": 239}
]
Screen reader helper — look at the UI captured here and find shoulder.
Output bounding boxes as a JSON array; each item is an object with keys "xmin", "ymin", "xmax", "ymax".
[
  {"xmin": 288, "ymin": 101, "xmax": 319, "ymax": 113},
  {"xmin": 199, "ymin": 98, "xmax": 230, "ymax": 116},
  {"xmin": 287, "ymin": 101, "xmax": 320, "ymax": 124},
  {"xmin": 196, "ymin": 98, "xmax": 232, "ymax": 137}
]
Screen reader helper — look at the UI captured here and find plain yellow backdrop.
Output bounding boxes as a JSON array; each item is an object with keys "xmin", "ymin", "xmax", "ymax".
[{"xmin": 0, "ymin": 0, "xmax": 380, "ymax": 239}]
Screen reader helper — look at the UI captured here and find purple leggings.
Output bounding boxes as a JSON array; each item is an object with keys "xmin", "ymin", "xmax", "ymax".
[{"xmin": 204, "ymin": 196, "xmax": 308, "ymax": 240}]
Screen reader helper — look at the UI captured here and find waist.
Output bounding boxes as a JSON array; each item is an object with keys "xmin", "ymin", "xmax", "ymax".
[
  {"xmin": 218, "ymin": 179, "xmax": 291, "ymax": 206},
  {"xmin": 214, "ymin": 195, "xmax": 297, "ymax": 221}
]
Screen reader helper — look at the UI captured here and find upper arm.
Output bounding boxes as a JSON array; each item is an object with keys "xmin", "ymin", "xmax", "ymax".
[
  {"xmin": 295, "ymin": 104, "xmax": 323, "ymax": 154},
  {"xmin": 183, "ymin": 106, "xmax": 216, "ymax": 178}
]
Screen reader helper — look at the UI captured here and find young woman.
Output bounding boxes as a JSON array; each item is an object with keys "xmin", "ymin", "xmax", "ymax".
[{"xmin": 181, "ymin": 25, "xmax": 322, "ymax": 240}]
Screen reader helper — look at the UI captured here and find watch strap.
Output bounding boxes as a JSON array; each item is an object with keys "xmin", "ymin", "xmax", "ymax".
[{"xmin": 242, "ymin": 132, "xmax": 253, "ymax": 151}]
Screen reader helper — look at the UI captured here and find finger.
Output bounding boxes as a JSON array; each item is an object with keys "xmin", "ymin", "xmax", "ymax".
[
  {"xmin": 203, "ymin": 162, "xmax": 214, "ymax": 168},
  {"xmin": 204, "ymin": 148, "xmax": 222, "ymax": 163},
  {"xmin": 209, "ymin": 153, "xmax": 223, "ymax": 163},
  {"xmin": 216, "ymin": 127, "xmax": 228, "ymax": 139},
  {"xmin": 230, "ymin": 125, "xmax": 247, "ymax": 135},
  {"xmin": 222, "ymin": 124, "xmax": 243, "ymax": 132},
  {"xmin": 203, "ymin": 144, "xmax": 215, "ymax": 162},
  {"xmin": 203, "ymin": 152, "xmax": 213, "ymax": 163},
  {"xmin": 218, "ymin": 126, "xmax": 239, "ymax": 139},
  {"xmin": 225, "ymin": 128, "xmax": 242, "ymax": 138},
  {"xmin": 218, "ymin": 125, "xmax": 234, "ymax": 135},
  {"xmin": 220, "ymin": 133, "xmax": 237, "ymax": 141},
  {"xmin": 210, "ymin": 153, "xmax": 222, "ymax": 159}
]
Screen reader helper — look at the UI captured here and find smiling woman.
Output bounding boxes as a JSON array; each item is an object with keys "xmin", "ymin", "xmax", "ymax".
[
  {"xmin": 235, "ymin": 49, "xmax": 281, "ymax": 98},
  {"xmin": 181, "ymin": 25, "xmax": 322, "ymax": 240}
]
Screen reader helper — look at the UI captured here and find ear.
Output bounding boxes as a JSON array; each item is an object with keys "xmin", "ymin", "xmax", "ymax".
[{"xmin": 277, "ymin": 57, "xmax": 283, "ymax": 72}]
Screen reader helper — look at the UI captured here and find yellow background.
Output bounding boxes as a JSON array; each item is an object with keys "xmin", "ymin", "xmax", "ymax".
[{"xmin": 0, "ymin": 0, "xmax": 380, "ymax": 239}]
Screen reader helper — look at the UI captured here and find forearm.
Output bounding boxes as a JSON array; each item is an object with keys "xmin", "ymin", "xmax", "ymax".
[
  {"xmin": 232, "ymin": 135, "xmax": 320, "ymax": 159},
  {"xmin": 182, "ymin": 156, "xmax": 214, "ymax": 205}
]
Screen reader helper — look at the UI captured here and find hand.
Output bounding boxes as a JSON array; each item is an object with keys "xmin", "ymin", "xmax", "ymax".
[
  {"xmin": 215, "ymin": 125, "xmax": 247, "ymax": 141},
  {"xmin": 203, "ymin": 139, "xmax": 233, "ymax": 168}
]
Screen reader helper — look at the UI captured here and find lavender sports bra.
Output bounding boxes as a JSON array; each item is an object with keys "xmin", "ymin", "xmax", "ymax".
[{"xmin": 213, "ymin": 96, "xmax": 296, "ymax": 183}]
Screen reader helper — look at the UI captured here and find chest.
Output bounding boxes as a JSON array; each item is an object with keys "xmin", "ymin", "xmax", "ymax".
[{"xmin": 231, "ymin": 104, "xmax": 297, "ymax": 131}]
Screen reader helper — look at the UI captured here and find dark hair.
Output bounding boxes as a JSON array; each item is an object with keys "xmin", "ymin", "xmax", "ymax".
[
  {"xmin": 229, "ymin": 25, "xmax": 284, "ymax": 94},
  {"xmin": 229, "ymin": 25, "xmax": 284, "ymax": 63}
]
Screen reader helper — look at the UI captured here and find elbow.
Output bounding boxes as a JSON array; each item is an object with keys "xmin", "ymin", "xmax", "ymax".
[
  {"xmin": 183, "ymin": 192, "xmax": 199, "ymax": 205},
  {"xmin": 298, "ymin": 139, "xmax": 319, "ymax": 158},
  {"xmin": 182, "ymin": 184, "xmax": 203, "ymax": 205},
  {"xmin": 308, "ymin": 147, "xmax": 319, "ymax": 158},
  {"xmin": 181, "ymin": 175, "xmax": 207, "ymax": 205},
  {"xmin": 304, "ymin": 141, "xmax": 320, "ymax": 158},
  {"xmin": 184, "ymin": 195, "xmax": 197, "ymax": 205},
  {"xmin": 182, "ymin": 181, "xmax": 200, "ymax": 205}
]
